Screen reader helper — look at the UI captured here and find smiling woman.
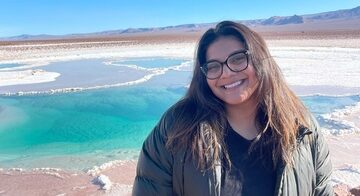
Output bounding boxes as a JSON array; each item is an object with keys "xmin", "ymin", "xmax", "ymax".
[
  {"xmin": 132, "ymin": 21, "xmax": 334, "ymax": 196},
  {"xmin": 205, "ymin": 37, "xmax": 259, "ymax": 112}
]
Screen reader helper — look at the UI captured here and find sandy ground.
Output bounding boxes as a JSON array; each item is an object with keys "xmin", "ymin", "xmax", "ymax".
[
  {"xmin": 1, "ymin": 33, "xmax": 360, "ymax": 195},
  {"xmin": 0, "ymin": 161, "xmax": 137, "ymax": 196},
  {"xmin": 328, "ymin": 134, "xmax": 360, "ymax": 168}
]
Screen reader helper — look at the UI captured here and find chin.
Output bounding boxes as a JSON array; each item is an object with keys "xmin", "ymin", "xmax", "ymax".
[
  {"xmin": 224, "ymin": 92, "xmax": 259, "ymax": 106},
  {"xmin": 222, "ymin": 97, "xmax": 248, "ymax": 106}
]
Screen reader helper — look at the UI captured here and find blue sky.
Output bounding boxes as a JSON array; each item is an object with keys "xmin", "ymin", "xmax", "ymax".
[{"xmin": 0, "ymin": 0, "xmax": 359, "ymax": 37}]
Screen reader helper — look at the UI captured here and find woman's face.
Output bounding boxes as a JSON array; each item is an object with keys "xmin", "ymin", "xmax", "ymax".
[{"xmin": 205, "ymin": 36, "xmax": 259, "ymax": 107}]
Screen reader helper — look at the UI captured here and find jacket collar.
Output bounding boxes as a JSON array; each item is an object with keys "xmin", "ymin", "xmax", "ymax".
[{"xmin": 297, "ymin": 126, "xmax": 313, "ymax": 142}]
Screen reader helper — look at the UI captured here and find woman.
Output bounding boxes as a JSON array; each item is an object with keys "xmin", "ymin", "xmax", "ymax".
[{"xmin": 132, "ymin": 21, "xmax": 333, "ymax": 196}]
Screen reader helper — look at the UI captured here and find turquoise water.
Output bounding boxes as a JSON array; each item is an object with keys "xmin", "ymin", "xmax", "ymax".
[
  {"xmin": 302, "ymin": 95, "xmax": 360, "ymax": 115},
  {"xmin": 1, "ymin": 89, "xmax": 359, "ymax": 170},
  {"xmin": 0, "ymin": 86, "xmax": 186, "ymax": 169},
  {"xmin": 302, "ymin": 95, "xmax": 360, "ymax": 131},
  {"xmin": 112, "ymin": 58, "xmax": 185, "ymax": 68}
]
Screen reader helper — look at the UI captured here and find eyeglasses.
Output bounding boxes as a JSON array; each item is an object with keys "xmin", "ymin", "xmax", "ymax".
[{"xmin": 200, "ymin": 50, "xmax": 249, "ymax": 79}]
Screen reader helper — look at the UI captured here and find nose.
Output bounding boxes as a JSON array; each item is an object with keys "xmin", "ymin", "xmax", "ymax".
[{"xmin": 220, "ymin": 63, "xmax": 233, "ymax": 78}]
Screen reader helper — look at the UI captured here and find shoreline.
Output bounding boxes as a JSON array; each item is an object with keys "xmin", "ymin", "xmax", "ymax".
[
  {"xmin": 322, "ymin": 102, "xmax": 360, "ymax": 135},
  {"xmin": 0, "ymin": 160, "xmax": 137, "ymax": 196}
]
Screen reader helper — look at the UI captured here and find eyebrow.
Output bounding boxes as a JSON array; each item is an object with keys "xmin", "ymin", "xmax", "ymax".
[{"xmin": 206, "ymin": 49, "xmax": 247, "ymax": 63}]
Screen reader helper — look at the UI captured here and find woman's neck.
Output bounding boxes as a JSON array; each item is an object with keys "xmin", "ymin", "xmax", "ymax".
[{"xmin": 226, "ymin": 99, "xmax": 259, "ymax": 140}]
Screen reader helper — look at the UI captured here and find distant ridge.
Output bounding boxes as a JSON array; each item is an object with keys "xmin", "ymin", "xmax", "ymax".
[
  {"xmin": 261, "ymin": 15, "xmax": 304, "ymax": 25},
  {"xmin": 2, "ymin": 6, "xmax": 360, "ymax": 41},
  {"xmin": 305, "ymin": 5, "xmax": 360, "ymax": 20}
]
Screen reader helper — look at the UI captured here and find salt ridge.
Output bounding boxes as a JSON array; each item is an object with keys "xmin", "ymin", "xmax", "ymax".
[
  {"xmin": 322, "ymin": 101, "xmax": 360, "ymax": 135},
  {"xmin": 86, "ymin": 160, "xmax": 136, "ymax": 176}
]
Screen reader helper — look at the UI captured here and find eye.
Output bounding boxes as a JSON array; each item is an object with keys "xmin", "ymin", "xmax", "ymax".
[
  {"xmin": 206, "ymin": 62, "xmax": 221, "ymax": 73},
  {"xmin": 228, "ymin": 53, "xmax": 246, "ymax": 65}
]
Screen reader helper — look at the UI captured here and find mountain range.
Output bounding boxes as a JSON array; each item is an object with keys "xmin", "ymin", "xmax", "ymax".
[{"xmin": 2, "ymin": 6, "xmax": 360, "ymax": 41}]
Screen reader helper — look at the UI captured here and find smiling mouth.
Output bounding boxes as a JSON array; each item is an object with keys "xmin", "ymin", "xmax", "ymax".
[{"xmin": 223, "ymin": 80, "xmax": 244, "ymax": 89}]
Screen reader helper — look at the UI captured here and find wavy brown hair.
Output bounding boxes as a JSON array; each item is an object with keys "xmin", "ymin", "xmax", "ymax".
[{"xmin": 166, "ymin": 21, "xmax": 312, "ymax": 170}]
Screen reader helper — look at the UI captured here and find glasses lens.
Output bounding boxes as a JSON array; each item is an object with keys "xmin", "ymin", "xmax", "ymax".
[
  {"xmin": 205, "ymin": 61, "xmax": 222, "ymax": 79},
  {"xmin": 227, "ymin": 52, "xmax": 247, "ymax": 71}
]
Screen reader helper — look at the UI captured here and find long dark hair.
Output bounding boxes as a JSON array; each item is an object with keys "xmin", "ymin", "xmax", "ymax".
[{"xmin": 166, "ymin": 21, "xmax": 312, "ymax": 169}]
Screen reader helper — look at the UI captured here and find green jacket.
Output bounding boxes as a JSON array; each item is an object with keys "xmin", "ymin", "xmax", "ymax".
[{"xmin": 132, "ymin": 110, "xmax": 334, "ymax": 196}]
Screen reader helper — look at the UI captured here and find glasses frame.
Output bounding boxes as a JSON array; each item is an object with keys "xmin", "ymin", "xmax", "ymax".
[{"xmin": 200, "ymin": 49, "xmax": 250, "ymax": 80}]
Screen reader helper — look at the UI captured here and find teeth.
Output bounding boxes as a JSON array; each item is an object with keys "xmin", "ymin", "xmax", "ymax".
[{"xmin": 224, "ymin": 80, "xmax": 243, "ymax": 89}]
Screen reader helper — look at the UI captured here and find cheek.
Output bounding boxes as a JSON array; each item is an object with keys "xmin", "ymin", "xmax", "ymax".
[
  {"xmin": 206, "ymin": 79, "xmax": 217, "ymax": 91},
  {"xmin": 247, "ymin": 66, "xmax": 259, "ymax": 85},
  {"xmin": 249, "ymin": 75, "xmax": 260, "ymax": 97}
]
